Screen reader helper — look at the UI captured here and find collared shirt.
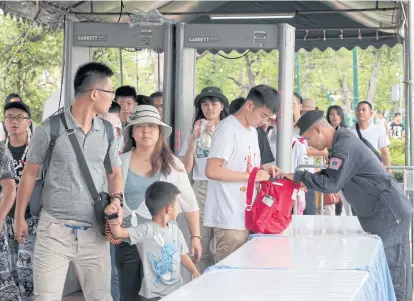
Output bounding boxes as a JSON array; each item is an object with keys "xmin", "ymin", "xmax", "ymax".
[{"xmin": 27, "ymin": 108, "xmax": 122, "ymax": 224}]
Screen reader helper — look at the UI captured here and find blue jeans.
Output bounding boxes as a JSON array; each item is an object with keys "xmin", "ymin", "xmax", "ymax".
[{"xmin": 111, "ymin": 244, "xmax": 120, "ymax": 301}]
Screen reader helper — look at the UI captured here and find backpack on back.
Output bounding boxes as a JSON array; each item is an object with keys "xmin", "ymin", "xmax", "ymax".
[{"xmin": 245, "ymin": 167, "xmax": 301, "ymax": 234}]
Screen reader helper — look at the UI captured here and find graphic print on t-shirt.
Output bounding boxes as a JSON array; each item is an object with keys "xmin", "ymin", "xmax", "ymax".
[
  {"xmin": 148, "ymin": 238, "xmax": 179, "ymax": 286},
  {"xmin": 245, "ymin": 146, "xmax": 254, "ymax": 172},
  {"xmin": 240, "ymin": 146, "xmax": 256, "ymax": 192},
  {"xmin": 195, "ymin": 140, "xmax": 209, "ymax": 159},
  {"xmin": 390, "ymin": 122, "xmax": 404, "ymax": 138},
  {"xmin": 9, "ymin": 144, "xmax": 27, "ymax": 188}
]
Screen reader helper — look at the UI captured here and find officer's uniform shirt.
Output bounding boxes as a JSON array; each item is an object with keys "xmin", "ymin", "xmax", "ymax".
[{"xmin": 294, "ymin": 127, "xmax": 412, "ymax": 234}]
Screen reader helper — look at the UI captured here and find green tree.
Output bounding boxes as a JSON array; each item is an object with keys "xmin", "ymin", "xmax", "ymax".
[{"xmin": 0, "ymin": 15, "xmax": 63, "ymax": 124}]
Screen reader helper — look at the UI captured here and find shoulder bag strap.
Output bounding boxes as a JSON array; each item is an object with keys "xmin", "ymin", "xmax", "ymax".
[
  {"xmin": 355, "ymin": 123, "xmax": 382, "ymax": 161},
  {"xmin": 355, "ymin": 122, "xmax": 364, "ymax": 140},
  {"xmin": 246, "ymin": 167, "xmax": 260, "ymax": 209},
  {"xmin": 59, "ymin": 113, "xmax": 99, "ymax": 201}
]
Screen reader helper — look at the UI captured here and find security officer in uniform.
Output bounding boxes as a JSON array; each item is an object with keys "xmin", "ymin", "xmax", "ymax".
[{"xmin": 284, "ymin": 110, "xmax": 413, "ymax": 301}]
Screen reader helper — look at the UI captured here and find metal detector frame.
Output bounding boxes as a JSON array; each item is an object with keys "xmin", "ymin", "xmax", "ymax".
[
  {"xmin": 62, "ymin": 22, "xmax": 175, "ymax": 137},
  {"xmin": 174, "ymin": 23, "xmax": 296, "ymax": 171}
]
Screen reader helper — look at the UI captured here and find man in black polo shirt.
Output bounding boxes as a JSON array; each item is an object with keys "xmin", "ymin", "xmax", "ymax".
[{"xmin": 0, "ymin": 100, "xmax": 35, "ymax": 300}]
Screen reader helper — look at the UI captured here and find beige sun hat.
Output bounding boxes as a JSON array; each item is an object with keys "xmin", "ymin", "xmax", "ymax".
[{"xmin": 122, "ymin": 105, "xmax": 172, "ymax": 151}]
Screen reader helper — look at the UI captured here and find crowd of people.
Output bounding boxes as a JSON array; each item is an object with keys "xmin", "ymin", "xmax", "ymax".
[{"xmin": 0, "ymin": 61, "xmax": 411, "ymax": 301}]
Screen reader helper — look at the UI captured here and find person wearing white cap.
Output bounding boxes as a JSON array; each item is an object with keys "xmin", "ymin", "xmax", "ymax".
[{"xmin": 116, "ymin": 105, "xmax": 201, "ymax": 301}]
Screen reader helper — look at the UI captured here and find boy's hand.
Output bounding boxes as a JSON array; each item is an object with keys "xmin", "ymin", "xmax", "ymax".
[
  {"xmin": 261, "ymin": 163, "xmax": 283, "ymax": 179},
  {"xmin": 104, "ymin": 204, "xmax": 117, "ymax": 216},
  {"xmin": 105, "ymin": 203, "xmax": 121, "ymax": 225},
  {"xmin": 255, "ymin": 169, "xmax": 270, "ymax": 182}
]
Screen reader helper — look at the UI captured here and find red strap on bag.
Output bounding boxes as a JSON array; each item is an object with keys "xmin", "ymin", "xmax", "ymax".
[{"xmin": 246, "ymin": 167, "xmax": 260, "ymax": 211}]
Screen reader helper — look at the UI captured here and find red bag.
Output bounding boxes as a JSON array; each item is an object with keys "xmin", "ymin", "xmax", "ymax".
[{"xmin": 245, "ymin": 167, "xmax": 301, "ymax": 234}]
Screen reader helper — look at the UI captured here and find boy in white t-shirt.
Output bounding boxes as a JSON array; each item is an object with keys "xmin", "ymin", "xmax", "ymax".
[
  {"xmin": 349, "ymin": 101, "xmax": 392, "ymax": 173},
  {"xmin": 204, "ymin": 85, "xmax": 281, "ymax": 263},
  {"xmin": 105, "ymin": 181, "xmax": 200, "ymax": 301}
]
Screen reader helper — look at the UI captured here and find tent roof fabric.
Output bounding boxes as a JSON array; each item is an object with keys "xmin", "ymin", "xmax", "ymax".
[{"xmin": 0, "ymin": 0, "xmax": 404, "ymax": 51}]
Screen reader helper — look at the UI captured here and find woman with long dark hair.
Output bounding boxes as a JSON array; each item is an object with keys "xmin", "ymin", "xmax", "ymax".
[
  {"xmin": 327, "ymin": 105, "xmax": 347, "ymax": 128},
  {"xmin": 180, "ymin": 87, "xmax": 229, "ymax": 273},
  {"xmin": 116, "ymin": 105, "xmax": 201, "ymax": 301}
]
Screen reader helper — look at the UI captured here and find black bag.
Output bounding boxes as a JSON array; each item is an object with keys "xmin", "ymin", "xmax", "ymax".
[
  {"xmin": 29, "ymin": 114, "xmax": 61, "ymax": 216},
  {"xmin": 59, "ymin": 113, "xmax": 114, "ymax": 235},
  {"xmin": 355, "ymin": 123, "xmax": 383, "ymax": 162}
]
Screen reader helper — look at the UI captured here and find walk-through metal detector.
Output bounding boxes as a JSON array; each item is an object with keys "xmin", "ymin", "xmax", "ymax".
[
  {"xmin": 174, "ymin": 23, "xmax": 295, "ymax": 171},
  {"xmin": 62, "ymin": 22, "xmax": 175, "ymax": 131},
  {"xmin": 61, "ymin": 22, "xmax": 176, "ymax": 296}
]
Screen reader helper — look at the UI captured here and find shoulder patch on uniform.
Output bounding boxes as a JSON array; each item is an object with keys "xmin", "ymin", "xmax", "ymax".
[{"xmin": 329, "ymin": 157, "xmax": 343, "ymax": 170}]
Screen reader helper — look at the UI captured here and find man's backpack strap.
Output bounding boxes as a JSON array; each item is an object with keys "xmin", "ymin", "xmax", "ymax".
[
  {"xmin": 43, "ymin": 114, "xmax": 60, "ymax": 172},
  {"xmin": 101, "ymin": 118, "xmax": 114, "ymax": 174}
]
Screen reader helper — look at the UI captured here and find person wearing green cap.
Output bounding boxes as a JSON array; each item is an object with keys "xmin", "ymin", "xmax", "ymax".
[{"xmin": 284, "ymin": 109, "xmax": 412, "ymax": 301}]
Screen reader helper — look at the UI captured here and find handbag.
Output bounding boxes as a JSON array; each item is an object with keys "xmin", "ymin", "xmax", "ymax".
[
  {"xmin": 323, "ymin": 193, "xmax": 340, "ymax": 205},
  {"xmin": 59, "ymin": 113, "xmax": 114, "ymax": 235},
  {"xmin": 245, "ymin": 167, "xmax": 301, "ymax": 234}
]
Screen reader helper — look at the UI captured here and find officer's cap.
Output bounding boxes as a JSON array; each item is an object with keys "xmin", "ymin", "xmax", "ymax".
[{"xmin": 295, "ymin": 109, "xmax": 325, "ymax": 136}]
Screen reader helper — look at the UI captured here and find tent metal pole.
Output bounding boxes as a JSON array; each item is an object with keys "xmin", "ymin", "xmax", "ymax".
[
  {"xmin": 407, "ymin": 1, "xmax": 414, "ymax": 286},
  {"xmin": 119, "ymin": 48, "xmax": 124, "ymax": 85},
  {"xmin": 404, "ymin": 18, "xmax": 411, "ymax": 166},
  {"xmin": 409, "ymin": 1, "xmax": 414, "ymax": 170},
  {"xmin": 174, "ymin": 23, "xmax": 185, "ymax": 155},
  {"xmin": 276, "ymin": 24, "xmax": 295, "ymax": 171},
  {"xmin": 63, "ymin": 21, "xmax": 73, "ymax": 110},
  {"xmin": 162, "ymin": 22, "xmax": 175, "ymax": 147}
]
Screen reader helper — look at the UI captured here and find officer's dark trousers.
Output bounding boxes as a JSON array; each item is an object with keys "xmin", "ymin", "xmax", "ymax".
[
  {"xmin": 304, "ymin": 189, "xmax": 317, "ymax": 215},
  {"xmin": 378, "ymin": 218, "xmax": 413, "ymax": 301},
  {"xmin": 115, "ymin": 242, "xmax": 143, "ymax": 301}
]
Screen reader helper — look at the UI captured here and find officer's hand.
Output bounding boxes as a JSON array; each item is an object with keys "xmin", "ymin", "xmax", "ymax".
[{"xmin": 255, "ymin": 169, "xmax": 270, "ymax": 182}]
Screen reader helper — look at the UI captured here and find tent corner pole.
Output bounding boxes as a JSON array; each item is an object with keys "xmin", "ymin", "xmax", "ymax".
[{"xmin": 63, "ymin": 21, "xmax": 74, "ymax": 110}]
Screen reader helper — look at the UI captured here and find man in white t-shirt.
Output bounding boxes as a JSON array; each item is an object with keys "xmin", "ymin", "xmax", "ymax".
[
  {"xmin": 349, "ymin": 101, "xmax": 392, "ymax": 173},
  {"xmin": 204, "ymin": 85, "xmax": 281, "ymax": 263}
]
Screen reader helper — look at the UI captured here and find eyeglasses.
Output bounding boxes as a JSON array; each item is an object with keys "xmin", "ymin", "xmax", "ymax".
[
  {"xmin": 85, "ymin": 88, "xmax": 115, "ymax": 95},
  {"xmin": 5, "ymin": 115, "xmax": 30, "ymax": 123}
]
